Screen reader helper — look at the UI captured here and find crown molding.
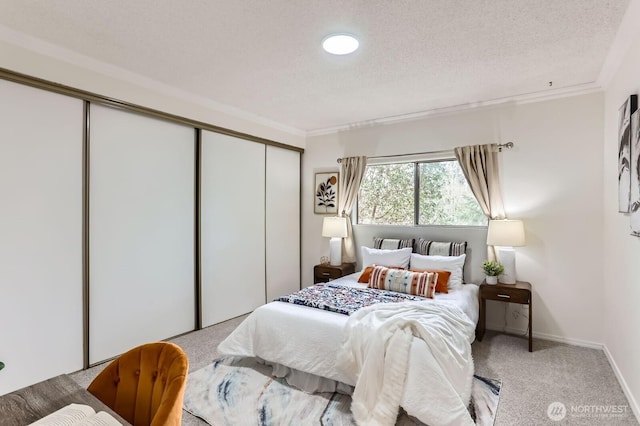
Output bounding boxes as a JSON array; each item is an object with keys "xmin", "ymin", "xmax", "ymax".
[
  {"xmin": 597, "ymin": 0, "xmax": 640, "ymax": 88},
  {"xmin": 306, "ymin": 82, "xmax": 603, "ymax": 137},
  {"xmin": 0, "ymin": 24, "xmax": 306, "ymax": 138}
]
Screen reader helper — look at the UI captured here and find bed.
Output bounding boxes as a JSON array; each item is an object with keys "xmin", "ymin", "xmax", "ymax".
[{"xmin": 218, "ymin": 245, "xmax": 480, "ymax": 426}]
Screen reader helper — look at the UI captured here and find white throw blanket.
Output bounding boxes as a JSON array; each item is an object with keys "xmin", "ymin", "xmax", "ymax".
[{"xmin": 337, "ymin": 300, "xmax": 476, "ymax": 426}]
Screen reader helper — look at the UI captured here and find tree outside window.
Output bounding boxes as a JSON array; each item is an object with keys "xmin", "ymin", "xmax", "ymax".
[{"xmin": 357, "ymin": 160, "xmax": 486, "ymax": 226}]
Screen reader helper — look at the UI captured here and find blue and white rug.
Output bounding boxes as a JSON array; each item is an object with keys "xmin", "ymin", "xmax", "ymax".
[{"xmin": 183, "ymin": 356, "xmax": 501, "ymax": 426}]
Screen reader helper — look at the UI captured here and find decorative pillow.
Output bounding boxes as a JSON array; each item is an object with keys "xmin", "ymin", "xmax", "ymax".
[
  {"xmin": 357, "ymin": 265, "xmax": 404, "ymax": 283},
  {"xmin": 364, "ymin": 265, "xmax": 449, "ymax": 292},
  {"xmin": 368, "ymin": 265, "xmax": 436, "ymax": 298},
  {"xmin": 410, "ymin": 269, "xmax": 451, "ymax": 293},
  {"xmin": 373, "ymin": 237, "xmax": 414, "ymax": 250},
  {"xmin": 361, "ymin": 246, "xmax": 412, "ymax": 269},
  {"xmin": 416, "ymin": 239, "xmax": 467, "ymax": 256},
  {"xmin": 409, "ymin": 253, "xmax": 466, "ymax": 290}
]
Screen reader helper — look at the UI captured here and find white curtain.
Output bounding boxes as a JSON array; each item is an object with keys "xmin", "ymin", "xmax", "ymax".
[
  {"xmin": 338, "ymin": 156, "xmax": 368, "ymax": 263},
  {"xmin": 454, "ymin": 144, "xmax": 505, "ymax": 260}
]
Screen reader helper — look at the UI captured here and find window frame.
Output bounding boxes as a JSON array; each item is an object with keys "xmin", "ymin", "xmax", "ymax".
[{"xmin": 356, "ymin": 157, "xmax": 486, "ymax": 227}]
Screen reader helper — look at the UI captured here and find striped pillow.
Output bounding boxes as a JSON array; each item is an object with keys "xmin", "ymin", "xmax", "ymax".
[
  {"xmin": 373, "ymin": 237, "xmax": 415, "ymax": 250},
  {"xmin": 416, "ymin": 239, "xmax": 467, "ymax": 256},
  {"xmin": 368, "ymin": 265, "xmax": 436, "ymax": 298}
]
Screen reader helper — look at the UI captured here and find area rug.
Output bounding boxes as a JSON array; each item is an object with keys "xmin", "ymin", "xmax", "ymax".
[{"xmin": 183, "ymin": 356, "xmax": 501, "ymax": 426}]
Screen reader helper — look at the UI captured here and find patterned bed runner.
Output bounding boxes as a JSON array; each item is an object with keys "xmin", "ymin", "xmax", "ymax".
[{"xmin": 274, "ymin": 284, "xmax": 425, "ymax": 315}]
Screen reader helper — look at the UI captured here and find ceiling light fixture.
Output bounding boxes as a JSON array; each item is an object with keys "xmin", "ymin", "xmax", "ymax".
[{"xmin": 322, "ymin": 34, "xmax": 359, "ymax": 55}]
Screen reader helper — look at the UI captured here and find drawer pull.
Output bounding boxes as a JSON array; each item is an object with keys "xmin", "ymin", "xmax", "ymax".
[
  {"xmin": 322, "ymin": 272, "xmax": 331, "ymax": 276},
  {"xmin": 497, "ymin": 294, "xmax": 510, "ymax": 299}
]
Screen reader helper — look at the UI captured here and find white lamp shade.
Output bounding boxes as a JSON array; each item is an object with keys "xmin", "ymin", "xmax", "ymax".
[
  {"xmin": 322, "ymin": 216, "xmax": 348, "ymax": 238},
  {"xmin": 487, "ymin": 219, "xmax": 525, "ymax": 247}
]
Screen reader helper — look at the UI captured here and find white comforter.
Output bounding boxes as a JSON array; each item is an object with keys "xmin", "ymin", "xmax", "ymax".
[
  {"xmin": 338, "ymin": 301, "xmax": 475, "ymax": 426},
  {"xmin": 218, "ymin": 273, "xmax": 479, "ymax": 425}
]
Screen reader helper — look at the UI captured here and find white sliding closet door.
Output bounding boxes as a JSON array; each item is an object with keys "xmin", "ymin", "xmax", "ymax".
[
  {"xmin": 0, "ymin": 80, "xmax": 83, "ymax": 394},
  {"xmin": 266, "ymin": 146, "xmax": 300, "ymax": 300},
  {"xmin": 201, "ymin": 131, "xmax": 265, "ymax": 327},
  {"xmin": 89, "ymin": 105, "xmax": 194, "ymax": 364}
]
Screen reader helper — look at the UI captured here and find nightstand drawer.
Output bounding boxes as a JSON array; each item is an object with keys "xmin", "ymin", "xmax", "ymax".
[
  {"xmin": 482, "ymin": 286, "xmax": 530, "ymax": 304},
  {"xmin": 315, "ymin": 267, "xmax": 343, "ymax": 280},
  {"xmin": 314, "ymin": 263, "xmax": 356, "ymax": 283}
]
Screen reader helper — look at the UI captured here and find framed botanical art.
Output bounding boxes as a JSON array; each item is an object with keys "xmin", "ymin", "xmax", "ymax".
[
  {"xmin": 314, "ymin": 172, "xmax": 339, "ymax": 214},
  {"xmin": 618, "ymin": 94, "xmax": 638, "ymax": 212}
]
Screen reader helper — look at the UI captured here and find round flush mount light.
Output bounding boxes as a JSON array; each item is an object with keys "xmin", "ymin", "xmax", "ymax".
[{"xmin": 322, "ymin": 34, "xmax": 359, "ymax": 55}]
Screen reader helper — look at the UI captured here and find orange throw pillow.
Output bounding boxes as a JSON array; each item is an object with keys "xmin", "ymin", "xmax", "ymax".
[
  {"xmin": 358, "ymin": 265, "xmax": 404, "ymax": 283},
  {"xmin": 358, "ymin": 266, "xmax": 375, "ymax": 283},
  {"xmin": 410, "ymin": 269, "xmax": 451, "ymax": 293}
]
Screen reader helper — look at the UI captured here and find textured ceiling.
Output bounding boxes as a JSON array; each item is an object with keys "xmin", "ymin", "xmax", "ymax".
[{"xmin": 0, "ymin": 0, "xmax": 631, "ymax": 133}]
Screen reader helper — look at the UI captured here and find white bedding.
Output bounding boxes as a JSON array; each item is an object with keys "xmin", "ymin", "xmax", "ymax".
[
  {"xmin": 218, "ymin": 272, "xmax": 480, "ymax": 425},
  {"xmin": 339, "ymin": 300, "xmax": 475, "ymax": 426}
]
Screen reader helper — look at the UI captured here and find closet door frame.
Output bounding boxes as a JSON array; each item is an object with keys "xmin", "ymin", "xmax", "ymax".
[
  {"xmin": 199, "ymin": 130, "xmax": 267, "ymax": 328},
  {"xmin": 265, "ymin": 146, "xmax": 302, "ymax": 300}
]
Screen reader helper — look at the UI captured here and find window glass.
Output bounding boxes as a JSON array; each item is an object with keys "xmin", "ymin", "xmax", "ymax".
[
  {"xmin": 357, "ymin": 160, "xmax": 486, "ymax": 226},
  {"xmin": 418, "ymin": 160, "xmax": 486, "ymax": 226},
  {"xmin": 357, "ymin": 163, "xmax": 414, "ymax": 225}
]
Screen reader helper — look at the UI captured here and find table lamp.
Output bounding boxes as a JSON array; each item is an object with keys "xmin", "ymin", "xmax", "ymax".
[
  {"xmin": 322, "ymin": 216, "xmax": 348, "ymax": 266},
  {"xmin": 486, "ymin": 219, "xmax": 525, "ymax": 284}
]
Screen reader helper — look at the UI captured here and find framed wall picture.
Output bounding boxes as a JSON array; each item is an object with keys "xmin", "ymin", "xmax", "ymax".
[
  {"xmin": 618, "ymin": 94, "xmax": 637, "ymax": 213},
  {"xmin": 314, "ymin": 172, "xmax": 339, "ymax": 214},
  {"xmin": 631, "ymin": 109, "xmax": 640, "ymax": 236}
]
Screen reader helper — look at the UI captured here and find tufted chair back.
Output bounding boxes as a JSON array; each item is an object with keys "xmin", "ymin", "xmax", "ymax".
[{"xmin": 87, "ymin": 342, "xmax": 189, "ymax": 426}]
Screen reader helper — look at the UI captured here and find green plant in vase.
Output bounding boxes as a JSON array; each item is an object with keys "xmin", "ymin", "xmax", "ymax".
[
  {"xmin": 482, "ymin": 260, "xmax": 504, "ymax": 284},
  {"xmin": 0, "ymin": 361, "xmax": 4, "ymax": 371}
]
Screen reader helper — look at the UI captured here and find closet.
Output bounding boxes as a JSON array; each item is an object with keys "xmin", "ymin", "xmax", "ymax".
[
  {"xmin": 200, "ymin": 130, "xmax": 266, "ymax": 327},
  {"xmin": 265, "ymin": 146, "xmax": 301, "ymax": 301},
  {"xmin": 0, "ymin": 79, "xmax": 84, "ymax": 394},
  {"xmin": 89, "ymin": 105, "xmax": 196, "ymax": 364},
  {"xmin": 0, "ymin": 71, "xmax": 302, "ymax": 394}
]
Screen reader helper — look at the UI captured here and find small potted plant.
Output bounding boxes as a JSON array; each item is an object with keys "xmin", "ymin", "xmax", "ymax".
[{"xmin": 482, "ymin": 260, "xmax": 504, "ymax": 285}]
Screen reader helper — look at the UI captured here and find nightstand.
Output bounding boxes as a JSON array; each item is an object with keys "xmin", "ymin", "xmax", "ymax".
[
  {"xmin": 477, "ymin": 280, "xmax": 533, "ymax": 352},
  {"xmin": 314, "ymin": 263, "xmax": 356, "ymax": 283}
]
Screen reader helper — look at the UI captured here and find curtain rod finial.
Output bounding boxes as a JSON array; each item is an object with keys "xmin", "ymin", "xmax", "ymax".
[{"xmin": 498, "ymin": 142, "xmax": 514, "ymax": 152}]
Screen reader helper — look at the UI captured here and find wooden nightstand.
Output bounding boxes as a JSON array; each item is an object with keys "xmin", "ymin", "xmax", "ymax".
[
  {"xmin": 314, "ymin": 263, "xmax": 356, "ymax": 283},
  {"xmin": 477, "ymin": 280, "xmax": 533, "ymax": 352}
]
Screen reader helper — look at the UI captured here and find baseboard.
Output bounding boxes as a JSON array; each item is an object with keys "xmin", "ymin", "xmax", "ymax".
[
  {"xmin": 484, "ymin": 323, "xmax": 603, "ymax": 349},
  {"xmin": 603, "ymin": 345, "xmax": 640, "ymax": 422}
]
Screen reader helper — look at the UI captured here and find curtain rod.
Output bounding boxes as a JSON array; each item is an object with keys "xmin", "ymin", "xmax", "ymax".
[{"xmin": 336, "ymin": 142, "xmax": 514, "ymax": 163}]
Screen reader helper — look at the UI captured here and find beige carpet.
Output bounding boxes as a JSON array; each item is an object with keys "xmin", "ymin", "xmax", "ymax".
[{"xmin": 70, "ymin": 317, "xmax": 638, "ymax": 425}]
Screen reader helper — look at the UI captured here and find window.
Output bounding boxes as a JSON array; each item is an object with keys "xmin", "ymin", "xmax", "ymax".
[{"xmin": 357, "ymin": 159, "xmax": 486, "ymax": 226}]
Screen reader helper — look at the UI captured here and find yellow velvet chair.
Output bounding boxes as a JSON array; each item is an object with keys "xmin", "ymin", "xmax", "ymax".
[{"xmin": 88, "ymin": 342, "xmax": 189, "ymax": 426}]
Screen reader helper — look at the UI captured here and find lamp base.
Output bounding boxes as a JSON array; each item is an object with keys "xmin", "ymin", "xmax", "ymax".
[
  {"xmin": 497, "ymin": 247, "xmax": 516, "ymax": 284},
  {"xmin": 329, "ymin": 237, "xmax": 342, "ymax": 266}
]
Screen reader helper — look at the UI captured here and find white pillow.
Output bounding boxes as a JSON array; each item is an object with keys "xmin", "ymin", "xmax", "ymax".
[
  {"xmin": 409, "ymin": 253, "xmax": 466, "ymax": 290},
  {"xmin": 361, "ymin": 246, "xmax": 412, "ymax": 269}
]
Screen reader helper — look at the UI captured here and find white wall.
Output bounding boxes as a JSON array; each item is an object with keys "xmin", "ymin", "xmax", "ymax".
[
  {"xmin": 603, "ymin": 0, "xmax": 640, "ymax": 417},
  {"xmin": 0, "ymin": 31, "xmax": 305, "ymax": 149},
  {"xmin": 303, "ymin": 93, "xmax": 604, "ymax": 345}
]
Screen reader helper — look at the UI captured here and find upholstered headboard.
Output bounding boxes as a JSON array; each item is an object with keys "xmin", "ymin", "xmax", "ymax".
[{"xmin": 352, "ymin": 224, "xmax": 488, "ymax": 284}]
